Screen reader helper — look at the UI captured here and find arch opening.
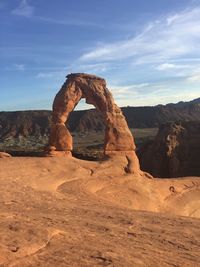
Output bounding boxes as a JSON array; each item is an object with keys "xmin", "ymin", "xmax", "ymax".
[{"xmin": 69, "ymin": 99, "xmax": 105, "ymax": 161}]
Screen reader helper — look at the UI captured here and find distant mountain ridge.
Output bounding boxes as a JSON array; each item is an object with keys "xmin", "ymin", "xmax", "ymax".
[
  {"xmin": 75, "ymin": 97, "xmax": 200, "ymax": 131},
  {"xmin": 164, "ymin": 97, "xmax": 200, "ymax": 107},
  {"xmin": 0, "ymin": 98, "xmax": 200, "ymax": 140}
]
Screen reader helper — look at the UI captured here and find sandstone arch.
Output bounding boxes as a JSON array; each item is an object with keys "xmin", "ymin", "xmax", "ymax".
[{"xmin": 47, "ymin": 73, "xmax": 141, "ymax": 174}]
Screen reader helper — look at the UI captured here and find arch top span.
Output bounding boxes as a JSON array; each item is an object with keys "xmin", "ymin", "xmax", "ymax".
[{"xmin": 47, "ymin": 73, "xmax": 141, "ymax": 174}]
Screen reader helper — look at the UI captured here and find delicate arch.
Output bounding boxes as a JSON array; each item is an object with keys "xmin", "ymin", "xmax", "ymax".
[{"xmin": 47, "ymin": 73, "xmax": 140, "ymax": 174}]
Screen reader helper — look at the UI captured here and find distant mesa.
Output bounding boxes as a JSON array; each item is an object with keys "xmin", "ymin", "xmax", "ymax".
[
  {"xmin": 46, "ymin": 73, "xmax": 141, "ymax": 175},
  {"xmin": 0, "ymin": 97, "xmax": 200, "ymax": 138}
]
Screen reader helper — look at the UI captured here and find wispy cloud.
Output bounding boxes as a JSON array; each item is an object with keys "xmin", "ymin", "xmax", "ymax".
[
  {"xmin": 14, "ymin": 63, "xmax": 25, "ymax": 71},
  {"xmin": 12, "ymin": 2, "xmax": 103, "ymax": 28},
  {"xmin": 109, "ymin": 83, "xmax": 149, "ymax": 95},
  {"xmin": 77, "ymin": 4, "xmax": 200, "ymax": 106},
  {"xmin": 12, "ymin": 0, "xmax": 34, "ymax": 18},
  {"xmin": 186, "ymin": 69, "xmax": 200, "ymax": 82},
  {"xmin": 36, "ymin": 16, "xmax": 103, "ymax": 28},
  {"xmin": 80, "ymin": 6, "xmax": 200, "ymax": 65},
  {"xmin": 109, "ymin": 81, "xmax": 200, "ymax": 107},
  {"xmin": 156, "ymin": 63, "xmax": 188, "ymax": 71},
  {"xmin": 36, "ymin": 70, "xmax": 66, "ymax": 79}
]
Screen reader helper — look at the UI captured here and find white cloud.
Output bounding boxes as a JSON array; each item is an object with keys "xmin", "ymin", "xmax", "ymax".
[
  {"xmin": 36, "ymin": 71, "xmax": 66, "ymax": 79},
  {"xmin": 156, "ymin": 63, "xmax": 188, "ymax": 71},
  {"xmin": 12, "ymin": 0, "xmax": 34, "ymax": 18},
  {"xmin": 80, "ymin": 7, "xmax": 200, "ymax": 65},
  {"xmin": 166, "ymin": 14, "xmax": 181, "ymax": 25},
  {"xmin": 109, "ymin": 83, "xmax": 149, "ymax": 95},
  {"xmin": 186, "ymin": 70, "xmax": 200, "ymax": 82},
  {"xmin": 14, "ymin": 64, "xmax": 25, "ymax": 71},
  {"xmin": 110, "ymin": 83, "xmax": 200, "ymax": 107}
]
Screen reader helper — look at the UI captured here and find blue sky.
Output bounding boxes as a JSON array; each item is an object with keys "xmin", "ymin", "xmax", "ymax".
[{"xmin": 0, "ymin": 0, "xmax": 200, "ymax": 111}]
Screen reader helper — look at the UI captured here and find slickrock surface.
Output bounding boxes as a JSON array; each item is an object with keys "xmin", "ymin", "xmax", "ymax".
[
  {"xmin": 0, "ymin": 152, "xmax": 11, "ymax": 158},
  {"xmin": 138, "ymin": 121, "xmax": 200, "ymax": 178},
  {"xmin": 0, "ymin": 156, "xmax": 199, "ymax": 266}
]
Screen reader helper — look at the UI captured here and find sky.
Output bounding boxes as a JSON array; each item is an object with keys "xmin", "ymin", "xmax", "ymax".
[{"xmin": 0, "ymin": 0, "xmax": 200, "ymax": 111}]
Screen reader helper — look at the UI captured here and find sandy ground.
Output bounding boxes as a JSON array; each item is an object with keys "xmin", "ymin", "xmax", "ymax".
[{"xmin": 0, "ymin": 156, "xmax": 200, "ymax": 267}]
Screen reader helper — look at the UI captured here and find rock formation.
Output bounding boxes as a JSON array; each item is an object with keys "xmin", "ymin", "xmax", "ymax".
[
  {"xmin": 138, "ymin": 121, "xmax": 200, "ymax": 178},
  {"xmin": 47, "ymin": 73, "xmax": 140, "ymax": 174},
  {"xmin": 0, "ymin": 152, "xmax": 11, "ymax": 158}
]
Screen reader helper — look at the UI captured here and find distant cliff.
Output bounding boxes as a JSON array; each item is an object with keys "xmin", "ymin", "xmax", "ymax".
[
  {"xmin": 72, "ymin": 98, "xmax": 200, "ymax": 131},
  {"xmin": 0, "ymin": 110, "xmax": 51, "ymax": 139},
  {"xmin": 137, "ymin": 121, "xmax": 200, "ymax": 178},
  {"xmin": 0, "ymin": 98, "xmax": 200, "ymax": 140}
]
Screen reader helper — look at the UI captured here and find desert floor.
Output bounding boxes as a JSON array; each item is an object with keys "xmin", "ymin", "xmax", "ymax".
[{"xmin": 0, "ymin": 156, "xmax": 199, "ymax": 267}]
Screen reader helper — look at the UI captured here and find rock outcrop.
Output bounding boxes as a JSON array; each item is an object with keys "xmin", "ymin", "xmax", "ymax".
[
  {"xmin": 138, "ymin": 121, "xmax": 200, "ymax": 178},
  {"xmin": 0, "ymin": 156, "xmax": 200, "ymax": 266},
  {"xmin": 0, "ymin": 152, "xmax": 11, "ymax": 158},
  {"xmin": 47, "ymin": 73, "xmax": 140, "ymax": 174}
]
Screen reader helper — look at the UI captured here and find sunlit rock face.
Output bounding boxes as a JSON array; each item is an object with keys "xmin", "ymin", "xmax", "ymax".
[
  {"xmin": 0, "ymin": 152, "xmax": 11, "ymax": 158},
  {"xmin": 47, "ymin": 73, "xmax": 140, "ymax": 174}
]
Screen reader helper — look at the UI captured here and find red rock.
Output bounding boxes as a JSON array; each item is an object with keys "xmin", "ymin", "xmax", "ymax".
[
  {"xmin": 0, "ymin": 152, "xmax": 11, "ymax": 158},
  {"xmin": 47, "ymin": 73, "xmax": 141, "ymax": 174}
]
